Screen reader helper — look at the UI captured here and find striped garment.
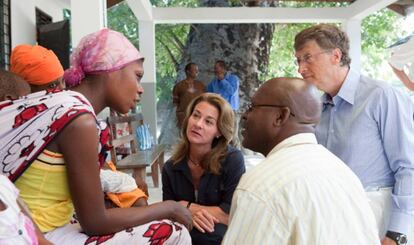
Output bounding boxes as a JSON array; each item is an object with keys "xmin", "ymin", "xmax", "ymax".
[{"xmin": 223, "ymin": 133, "xmax": 380, "ymax": 245}]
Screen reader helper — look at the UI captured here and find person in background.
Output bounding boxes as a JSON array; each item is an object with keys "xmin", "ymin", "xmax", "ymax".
[
  {"xmin": 0, "ymin": 70, "xmax": 30, "ymax": 101},
  {"xmin": 10, "ymin": 45, "xmax": 66, "ymax": 92},
  {"xmin": 223, "ymin": 77, "xmax": 380, "ymax": 245},
  {"xmin": 294, "ymin": 24, "xmax": 414, "ymax": 245},
  {"xmin": 388, "ymin": 34, "xmax": 414, "ymax": 91},
  {"xmin": 0, "ymin": 28, "xmax": 192, "ymax": 244},
  {"xmin": 207, "ymin": 60, "xmax": 241, "ymax": 148},
  {"xmin": 173, "ymin": 62, "xmax": 205, "ymax": 129},
  {"xmin": 163, "ymin": 93, "xmax": 245, "ymax": 245}
]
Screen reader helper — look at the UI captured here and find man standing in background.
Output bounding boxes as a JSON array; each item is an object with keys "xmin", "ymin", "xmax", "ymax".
[
  {"xmin": 173, "ymin": 62, "xmax": 205, "ymax": 130},
  {"xmin": 207, "ymin": 60, "xmax": 240, "ymax": 147}
]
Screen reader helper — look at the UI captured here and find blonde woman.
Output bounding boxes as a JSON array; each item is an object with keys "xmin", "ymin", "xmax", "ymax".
[{"xmin": 162, "ymin": 93, "xmax": 245, "ymax": 245}]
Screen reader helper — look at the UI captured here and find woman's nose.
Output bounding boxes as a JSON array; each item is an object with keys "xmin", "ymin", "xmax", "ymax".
[
  {"xmin": 194, "ymin": 118, "xmax": 203, "ymax": 127},
  {"xmin": 137, "ymin": 84, "xmax": 144, "ymax": 94}
]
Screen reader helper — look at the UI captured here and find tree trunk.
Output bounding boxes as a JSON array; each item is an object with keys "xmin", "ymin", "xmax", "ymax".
[{"xmin": 159, "ymin": 0, "xmax": 274, "ymax": 145}]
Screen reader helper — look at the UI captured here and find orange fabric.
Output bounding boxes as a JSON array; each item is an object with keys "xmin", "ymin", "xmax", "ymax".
[
  {"xmin": 10, "ymin": 45, "xmax": 64, "ymax": 85},
  {"xmin": 107, "ymin": 161, "xmax": 117, "ymax": 171},
  {"xmin": 107, "ymin": 188, "xmax": 147, "ymax": 208},
  {"xmin": 105, "ymin": 161, "xmax": 148, "ymax": 208}
]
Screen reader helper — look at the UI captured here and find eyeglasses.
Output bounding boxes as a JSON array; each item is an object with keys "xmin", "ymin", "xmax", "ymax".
[
  {"xmin": 244, "ymin": 102, "xmax": 295, "ymax": 117},
  {"xmin": 294, "ymin": 50, "xmax": 332, "ymax": 66}
]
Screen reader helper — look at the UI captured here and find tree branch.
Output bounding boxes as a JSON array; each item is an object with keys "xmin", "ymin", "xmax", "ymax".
[{"xmin": 156, "ymin": 36, "xmax": 180, "ymax": 69}]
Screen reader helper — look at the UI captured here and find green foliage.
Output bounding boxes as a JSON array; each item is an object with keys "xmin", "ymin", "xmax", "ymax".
[
  {"xmin": 156, "ymin": 72, "xmax": 175, "ymax": 108},
  {"xmin": 107, "ymin": 2, "xmax": 139, "ymax": 49},
  {"xmin": 155, "ymin": 24, "xmax": 190, "ymax": 103},
  {"xmin": 107, "ymin": 2, "xmax": 190, "ymax": 103},
  {"xmin": 150, "ymin": 0, "xmax": 199, "ymax": 7},
  {"xmin": 273, "ymin": 1, "xmax": 349, "ymax": 8},
  {"xmin": 361, "ymin": 8, "xmax": 408, "ymax": 85},
  {"xmin": 155, "ymin": 24, "xmax": 190, "ymax": 77},
  {"xmin": 262, "ymin": 23, "xmax": 312, "ymax": 81}
]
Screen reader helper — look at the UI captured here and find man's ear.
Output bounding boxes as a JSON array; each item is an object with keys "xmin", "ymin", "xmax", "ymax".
[
  {"xmin": 331, "ymin": 48, "xmax": 342, "ymax": 65},
  {"xmin": 273, "ymin": 107, "xmax": 290, "ymax": 127}
]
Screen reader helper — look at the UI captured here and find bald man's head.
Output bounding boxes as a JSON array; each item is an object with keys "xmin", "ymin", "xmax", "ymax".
[
  {"xmin": 241, "ymin": 77, "xmax": 321, "ymax": 156},
  {"xmin": 258, "ymin": 77, "xmax": 321, "ymax": 125}
]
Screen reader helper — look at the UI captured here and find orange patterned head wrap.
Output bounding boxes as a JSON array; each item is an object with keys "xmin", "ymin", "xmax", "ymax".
[{"xmin": 10, "ymin": 45, "xmax": 64, "ymax": 85}]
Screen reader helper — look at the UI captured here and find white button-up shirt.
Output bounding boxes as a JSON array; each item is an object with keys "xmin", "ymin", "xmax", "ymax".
[{"xmin": 223, "ymin": 133, "xmax": 380, "ymax": 245}]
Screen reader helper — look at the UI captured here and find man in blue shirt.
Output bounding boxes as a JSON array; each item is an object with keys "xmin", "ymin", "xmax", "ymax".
[
  {"xmin": 207, "ymin": 60, "xmax": 240, "ymax": 110},
  {"xmin": 208, "ymin": 60, "xmax": 241, "ymax": 147},
  {"xmin": 294, "ymin": 24, "xmax": 414, "ymax": 245}
]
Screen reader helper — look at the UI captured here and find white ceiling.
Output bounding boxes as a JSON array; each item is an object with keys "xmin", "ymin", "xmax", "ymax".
[{"xmin": 126, "ymin": 0, "xmax": 397, "ymax": 24}]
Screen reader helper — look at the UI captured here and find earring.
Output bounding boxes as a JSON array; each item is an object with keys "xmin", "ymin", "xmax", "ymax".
[{"xmin": 216, "ymin": 135, "xmax": 220, "ymax": 139}]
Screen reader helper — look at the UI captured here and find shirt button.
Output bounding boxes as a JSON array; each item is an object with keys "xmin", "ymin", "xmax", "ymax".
[{"xmin": 18, "ymin": 229, "xmax": 23, "ymax": 235}]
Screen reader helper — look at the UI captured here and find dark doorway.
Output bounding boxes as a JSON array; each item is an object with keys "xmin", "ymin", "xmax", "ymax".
[
  {"xmin": 37, "ymin": 20, "xmax": 71, "ymax": 69},
  {"xmin": 36, "ymin": 8, "xmax": 70, "ymax": 69}
]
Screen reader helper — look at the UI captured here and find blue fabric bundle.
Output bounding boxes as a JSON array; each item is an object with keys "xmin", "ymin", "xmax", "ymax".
[{"xmin": 136, "ymin": 124, "xmax": 153, "ymax": 150}]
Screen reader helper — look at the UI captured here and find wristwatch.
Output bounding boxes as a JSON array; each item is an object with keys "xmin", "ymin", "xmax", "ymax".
[{"xmin": 386, "ymin": 231, "xmax": 408, "ymax": 245}]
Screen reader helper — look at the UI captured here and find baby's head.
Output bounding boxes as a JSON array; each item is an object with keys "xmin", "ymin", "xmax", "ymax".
[{"xmin": 0, "ymin": 70, "xmax": 30, "ymax": 101}]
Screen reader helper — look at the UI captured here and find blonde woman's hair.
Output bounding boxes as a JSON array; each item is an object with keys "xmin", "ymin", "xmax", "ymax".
[{"xmin": 171, "ymin": 93, "xmax": 235, "ymax": 175}]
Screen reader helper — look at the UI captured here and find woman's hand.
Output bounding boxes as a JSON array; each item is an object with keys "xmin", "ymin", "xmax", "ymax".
[
  {"xmin": 167, "ymin": 201, "xmax": 193, "ymax": 230},
  {"xmin": 192, "ymin": 209, "xmax": 219, "ymax": 233}
]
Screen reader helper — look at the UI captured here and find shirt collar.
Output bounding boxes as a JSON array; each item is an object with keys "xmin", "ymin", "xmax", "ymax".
[
  {"xmin": 267, "ymin": 133, "xmax": 317, "ymax": 156},
  {"xmin": 171, "ymin": 158, "xmax": 194, "ymax": 182},
  {"xmin": 321, "ymin": 68, "xmax": 360, "ymax": 106},
  {"xmin": 172, "ymin": 158, "xmax": 190, "ymax": 172}
]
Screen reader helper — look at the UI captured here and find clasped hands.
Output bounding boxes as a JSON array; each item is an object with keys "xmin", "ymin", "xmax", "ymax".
[
  {"xmin": 180, "ymin": 201, "xmax": 219, "ymax": 233},
  {"xmin": 192, "ymin": 208, "xmax": 219, "ymax": 233}
]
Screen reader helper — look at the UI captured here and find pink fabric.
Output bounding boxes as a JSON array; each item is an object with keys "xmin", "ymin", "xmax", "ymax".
[
  {"xmin": 64, "ymin": 28, "xmax": 144, "ymax": 87},
  {"xmin": 24, "ymin": 215, "xmax": 39, "ymax": 245}
]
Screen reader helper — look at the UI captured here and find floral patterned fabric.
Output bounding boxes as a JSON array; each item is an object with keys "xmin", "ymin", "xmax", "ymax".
[
  {"xmin": 44, "ymin": 216, "xmax": 191, "ymax": 245},
  {"xmin": 0, "ymin": 90, "xmax": 104, "ymax": 182}
]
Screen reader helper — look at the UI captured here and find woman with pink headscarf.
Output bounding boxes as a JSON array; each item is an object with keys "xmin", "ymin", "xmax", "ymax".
[{"xmin": 0, "ymin": 29, "xmax": 192, "ymax": 244}]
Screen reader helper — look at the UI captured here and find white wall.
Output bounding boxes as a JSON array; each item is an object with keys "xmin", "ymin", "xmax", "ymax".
[
  {"xmin": 11, "ymin": 0, "xmax": 70, "ymax": 48},
  {"xmin": 71, "ymin": 0, "xmax": 106, "ymax": 47}
]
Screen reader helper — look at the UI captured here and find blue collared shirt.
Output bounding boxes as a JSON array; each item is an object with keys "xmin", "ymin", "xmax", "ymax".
[
  {"xmin": 316, "ymin": 69, "xmax": 414, "ymax": 234},
  {"xmin": 207, "ymin": 72, "xmax": 240, "ymax": 110}
]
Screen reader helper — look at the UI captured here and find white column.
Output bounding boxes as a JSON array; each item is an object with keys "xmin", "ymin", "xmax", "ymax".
[
  {"xmin": 139, "ymin": 20, "xmax": 158, "ymax": 141},
  {"xmin": 342, "ymin": 19, "xmax": 362, "ymax": 72},
  {"xmin": 71, "ymin": 0, "xmax": 106, "ymax": 47}
]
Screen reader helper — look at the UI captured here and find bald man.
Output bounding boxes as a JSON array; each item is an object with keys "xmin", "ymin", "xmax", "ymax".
[{"xmin": 223, "ymin": 78, "xmax": 380, "ymax": 244}]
